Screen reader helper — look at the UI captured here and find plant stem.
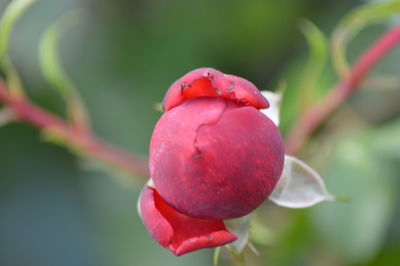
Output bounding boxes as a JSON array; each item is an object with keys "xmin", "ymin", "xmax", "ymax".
[
  {"xmin": 0, "ymin": 79, "xmax": 149, "ymax": 179},
  {"xmin": 285, "ymin": 25, "xmax": 400, "ymax": 155}
]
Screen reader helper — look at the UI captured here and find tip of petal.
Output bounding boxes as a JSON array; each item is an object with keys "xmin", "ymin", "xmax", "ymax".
[
  {"xmin": 174, "ymin": 231, "xmax": 237, "ymax": 256},
  {"xmin": 162, "ymin": 68, "xmax": 269, "ymax": 111},
  {"xmin": 139, "ymin": 186, "xmax": 237, "ymax": 256}
]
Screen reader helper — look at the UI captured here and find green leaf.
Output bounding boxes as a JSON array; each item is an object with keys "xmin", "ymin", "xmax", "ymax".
[
  {"xmin": 0, "ymin": 0, "xmax": 37, "ymax": 96},
  {"xmin": 278, "ymin": 63, "xmax": 303, "ymax": 134},
  {"xmin": 331, "ymin": 0, "xmax": 400, "ymax": 78},
  {"xmin": 39, "ymin": 9, "xmax": 83, "ymax": 97},
  {"xmin": 0, "ymin": 0, "xmax": 37, "ymax": 64},
  {"xmin": 297, "ymin": 19, "xmax": 328, "ymax": 109},
  {"xmin": 2, "ymin": 57, "xmax": 24, "ymax": 96},
  {"xmin": 39, "ymin": 9, "xmax": 89, "ymax": 129}
]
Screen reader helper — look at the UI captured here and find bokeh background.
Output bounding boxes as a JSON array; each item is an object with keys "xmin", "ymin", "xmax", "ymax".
[{"xmin": 1, "ymin": 0, "xmax": 400, "ymax": 265}]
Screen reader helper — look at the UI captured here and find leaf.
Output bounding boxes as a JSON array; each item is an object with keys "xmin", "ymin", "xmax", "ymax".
[
  {"xmin": 0, "ymin": 0, "xmax": 37, "ymax": 63},
  {"xmin": 224, "ymin": 215, "xmax": 250, "ymax": 254},
  {"xmin": 260, "ymin": 90, "xmax": 281, "ymax": 126},
  {"xmin": 39, "ymin": 9, "xmax": 83, "ymax": 97},
  {"xmin": 0, "ymin": 0, "xmax": 37, "ymax": 96},
  {"xmin": 2, "ymin": 58, "xmax": 24, "ymax": 97},
  {"xmin": 39, "ymin": 9, "xmax": 89, "ymax": 129},
  {"xmin": 331, "ymin": 0, "xmax": 400, "ymax": 78},
  {"xmin": 269, "ymin": 155, "xmax": 335, "ymax": 208},
  {"xmin": 297, "ymin": 19, "xmax": 328, "ymax": 109}
]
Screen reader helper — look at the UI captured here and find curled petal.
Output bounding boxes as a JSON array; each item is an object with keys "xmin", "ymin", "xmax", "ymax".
[
  {"xmin": 162, "ymin": 68, "xmax": 269, "ymax": 111},
  {"xmin": 139, "ymin": 185, "xmax": 237, "ymax": 256}
]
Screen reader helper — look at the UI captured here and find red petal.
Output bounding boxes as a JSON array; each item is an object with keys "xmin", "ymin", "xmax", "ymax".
[
  {"xmin": 139, "ymin": 185, "xmax": 237, "ymax": 256},
  {"xmin": 162, "ymin": 68, "xmax": 269, "ymax": 111},
  {"xmin": 150, "ymin": 98, "xmax": 284, "ymax": 220}
]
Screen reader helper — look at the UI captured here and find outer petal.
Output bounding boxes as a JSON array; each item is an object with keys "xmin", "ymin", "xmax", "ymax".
[
  {"xmin": 139, "ymin": 185, "xmax": 237, "ymax": 256},
  {"xmin": 162, "ymin": 68, "xmax": 269, "ymax": 111},
  {"xmin": 150, "ymin": 97, "xmax": 284, "ymax": 220}
]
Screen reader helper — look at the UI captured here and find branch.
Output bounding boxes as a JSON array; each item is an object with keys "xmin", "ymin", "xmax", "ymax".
[
  {"xmin": 0, "ymin": 79, "xmax": 150, "ymax": 179},
  {"xmin": 285, "ymin": 25, "xmax": 400, "ymax": 155}
]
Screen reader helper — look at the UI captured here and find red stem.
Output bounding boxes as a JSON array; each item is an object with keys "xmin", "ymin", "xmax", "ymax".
[
  {"xmin": 285, "ymin": 25, "xmax": 400, "ymax": 155},
  {"xmin": 0, "ymin": 80, "xmax": 149, "ymax": 179}
]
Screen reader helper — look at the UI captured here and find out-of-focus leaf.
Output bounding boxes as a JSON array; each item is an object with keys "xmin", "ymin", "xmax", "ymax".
[
  {"xmin": 278, "ymin": 21, "xmax": 329, "ymax": 135},
  {"xmin": 225, "ymin": 215, "xmax": 250, "ymax": 254},
  {"xmin": 269, "ymin": 155, "xmax": 335, "ymax": 208},
  {"xmin": 260, "ymin": 90, "xmax": 281, "ymax": 126},
  {"xmin": 2, "ymin": 58, "xmax": 24, "ymax": 96},
  {"xmin": 298, "ymin": 19, "xmax": 328, "ymax": 109},
  {"xmin": 311, "ymin": 133, "xmax": 398, "ymax": 263},
  {"xmin": 0, "ymin": 0, "xmax": 36, "ymax": 96},
  {"xmin": 39, "ymin": 9, "xmax": 89, "ymax": 129},
  {"xmin": 332, "ymin": 0, "xmax": 400, "ymax": 77},
  {"xmin": 278, "ymin": 57, "xmax": 335, "ymax": 135},
  {"xmin": 0, "ymin": 0, "xmax": 37, "ymax": 63},
  {"xmin": 39, "ymin": 10, "xmax": 82, "ymax": 97}
]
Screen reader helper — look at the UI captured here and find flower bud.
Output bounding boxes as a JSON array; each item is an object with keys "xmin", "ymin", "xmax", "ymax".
[{"xmin": 139, "ymin": 68, "xmax": 284, "ymax": 255}]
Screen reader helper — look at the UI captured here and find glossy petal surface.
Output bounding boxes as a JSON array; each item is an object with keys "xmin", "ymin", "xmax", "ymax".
[
  {"xmin": 162, "ymin": 68, "xmax": 269, "ymax": 111},
  {"xmin": 150, "ymin": 97, "xmax": 284, "ymax": 219},
  {"xmin": 139, "ymin": 186, "xmax": 237, "ymax": 256}
]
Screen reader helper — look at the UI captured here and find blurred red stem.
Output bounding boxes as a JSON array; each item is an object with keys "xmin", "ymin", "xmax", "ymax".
[
  {"xmin": 285, "ymin": 25, "xmax": 400, "ymax": 155},
  {"xmin": 0, "ymin": 80, "xmax": 149, "ymax": 179}
]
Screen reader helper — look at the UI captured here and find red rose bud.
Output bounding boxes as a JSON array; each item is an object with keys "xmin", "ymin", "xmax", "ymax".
[{"xmin": 140, "ymin": 67, "xmax": 284, "ymax": 255}]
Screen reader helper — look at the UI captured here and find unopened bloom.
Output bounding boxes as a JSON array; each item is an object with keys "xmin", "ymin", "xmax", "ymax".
[{"xmin": 139, "ymin": 68, "xmax": 285, "ymax": 255}]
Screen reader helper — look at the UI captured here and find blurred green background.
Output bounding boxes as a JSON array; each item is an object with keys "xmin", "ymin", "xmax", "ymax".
[{"xmin": 1, "ymin": 0, "xmax": 400, "ymax": 265}]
